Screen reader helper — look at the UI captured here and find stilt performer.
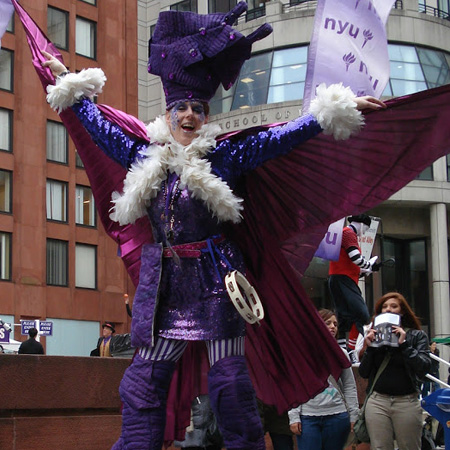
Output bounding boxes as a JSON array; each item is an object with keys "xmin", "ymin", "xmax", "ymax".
[{"xmin": 10, "ymin": 0, "xmax": 450, "ymax": 448}]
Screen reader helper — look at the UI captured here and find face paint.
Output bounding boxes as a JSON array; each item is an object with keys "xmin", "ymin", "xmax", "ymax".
[{"xmin": 165, "ymin": 101, "xmax": 209, "ymax": 146}]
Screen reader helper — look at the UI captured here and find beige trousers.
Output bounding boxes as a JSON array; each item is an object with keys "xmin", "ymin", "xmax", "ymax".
[{"xmin": 365, "ymin": 391, "xmax": 422, "ymax": 450}]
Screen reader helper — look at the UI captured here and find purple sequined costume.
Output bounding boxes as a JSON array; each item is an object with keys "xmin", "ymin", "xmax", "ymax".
[{"xmin": 70, "ymin": 98, "xmax": 322, "ymax": 347}]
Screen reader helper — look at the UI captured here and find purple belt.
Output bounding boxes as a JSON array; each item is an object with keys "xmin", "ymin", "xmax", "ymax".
[{"xmin": 163, "ymin": 235, "xmax": 225, "ymax": 258}]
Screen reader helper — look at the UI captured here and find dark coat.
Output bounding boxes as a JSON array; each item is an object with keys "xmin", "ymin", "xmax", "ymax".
[
  {"xmin": 18, "ymin": 338, "xmax": 44, "ymax": 355},
  {"xmin": 359, "ymin": 328, "xmax": 431, "ymax": 392}
]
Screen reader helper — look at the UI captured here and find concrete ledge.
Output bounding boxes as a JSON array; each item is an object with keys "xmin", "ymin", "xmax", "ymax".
[{"xmin": 0, "ymin": 355, "xmax": 129, "ymax": 449}]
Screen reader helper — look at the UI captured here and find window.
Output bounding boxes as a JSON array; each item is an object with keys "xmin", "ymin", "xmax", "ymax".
[
  {"xmin": 47, "ymin": 121, "xmax": 68, "ymax": 164},
  {"xmin": 0, "ymin": 170, "xmax": 12, "ymax": 213},
  {"xmin": 246, "ymin": 0, "xmax": 267, "ymax": 21},
  {"xmin": 47, "ymin": 239, "xmax": 68, "ymax": 286},
  {"xmin": 381, "ymin": 238, "xmax": 429, "ymax": 327},
  {"xmin": 0, "ymin": 108, "xmax": 12, "ymax": 152},
  {"xmin": 75, "ymin": 244, "xmax": 96, "ymax": 289},
  {"xmin": 75, "ymin": 150, "xmax": 85, "ymax": 168},
  {"xmin": 46, "ymin": 179, "xmax": 68, "ymax": 222},
  {"xmin": 6, "ymin": 13, "xmax": 14, "ymax": 33},
  {"xmin": 171, "ymin": 0, "xmax": 198, "ymax": 12},
  {"xmin": 416, "ymin": 165, "xmax": 433, "ymax": 181},
  {"xmin": 209, "ymin": 0, "xmax": 235, "ymax": 13},
  {"xmin": 268, "ymin": 47, "xmax": 308, "ymax": 104},
  {"xmin": 232, "ymin": 52, "xmax": 272, "ymax": 110},
  {"xmin": 417, "ymin": 47, "xmax": 450, "ymax": 88},
  {"xmin": 80, "ymin": 0, "xmax": 97, "ymax": 5},
  {"xmin": 0, "ymin": 232, "xmax": 11, "ymax": 281},
  {"xmin": 76, "ymin": 17, "xmax": 96, "ymax": 59},
  {"xmin": 76, "ymin": 185, "xmax": 96, "ymax": 226},
  {"xmin": 0, "ymin": 49, "xmax": 13, "ymax": 92},
  {"xmin": 47, "ymin": 7, "xmax": 69, "ymax": 50}
]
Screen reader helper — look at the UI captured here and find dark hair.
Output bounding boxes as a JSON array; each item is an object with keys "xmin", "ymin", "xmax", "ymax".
[
  {"xmin": 318, "ymin": 308, "xmax": 337, "ymax": 324},
  {"xmin": 374, "ymin": 292, "xmax": 421, "ymax": 330},
  {"xmin": 28, "ymin": 327, "xmax": 38, "ymax": 338}
]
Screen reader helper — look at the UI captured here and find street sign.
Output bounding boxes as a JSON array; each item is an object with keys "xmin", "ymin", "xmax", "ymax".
[
  {"xmin": 39, "ymin": 321, "xmax": 53, "ymax": 336},
  {"xmin": 21, "ymin": 320, "xmax": 37, "ymax": 335}
]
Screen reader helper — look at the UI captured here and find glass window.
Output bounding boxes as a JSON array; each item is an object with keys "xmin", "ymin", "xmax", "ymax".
[
  {"xmin": 0, "ymin": 170, "xmax": 12, "ymax": 213},
  {"xmin": 76, "ymin": 185, "xmax": 96, "ymax": 227},
  {"xmin": 80, "ymin": 0, "xmax": 97, "ymax": 5},
  {"xmin": 47, "ymin": 239, "xmax": 68, "ymax": 286},
  {"xmin": 209, "ymin": 0, "xmax": 235, "ymax": 13},
  {"xmin": 0, "ymin": 232, "xmax": 11, "ymax": 281},
  {"xmin": 232, "ymin": 52, "xmax": 273, "ymax": 110},
  {"xmin": 75, "ymin": 243, "xmax": 96, "ymax": 289},
  {"xmin": 46, "ymin": 318, "xmax": 100, "ymax": 356},
  {"xmin": 0, "ymin": 108, "xmax": 12, "ymax": 152},
  {"xmin": 6, "ymin": 13, "xmax": 14, "ymax": 33},
  {"xmin": 170, "ymin": 0, "xmax": 198, "ymax": 12},
  {"xmin": 268, "ymin": 47, "xmax": 308, "ymax": 103},
  {"xmin": 75, "ymin": 150, "xmax": 85, "ymax": 168},
  {"xmin": 417, "ymin": 47, "xmax": 450, "ymax": 88},
  {"xmin": 0, "ymin": 49, "xmax": 13, "ymax": 92},
  {"xmin": 46, "ymin": 179, "xmax": 68, "ymax": 222},
  {"xmin": 416, "ymin": 165, "xmax": 433, "ymax": 181},
  {"xmin": 246, "ymin": 0, "xmax": 267, "ymax": 21},
  {"xmin": 47, "ymin": 121, "xmax": 68, "ymax": 164},
  {"xmin": 76, "ymin": 17, "xmax": 96, "ymax": 59},
  {"xmin": 47, "ymin": 7, "xmax": 69, "ymax": 50}
]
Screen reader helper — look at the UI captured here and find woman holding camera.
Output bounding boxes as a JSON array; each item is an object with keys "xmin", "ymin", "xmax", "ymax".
[{"xmin": 359, "ymin": 292, "xmax": 431, "ymax": 449}]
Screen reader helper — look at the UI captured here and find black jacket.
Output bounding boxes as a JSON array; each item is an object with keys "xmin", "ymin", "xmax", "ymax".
[
  {"xmin": 18, "ymin": 338, "xmax": 44, "ymax": 355},
  {"xmin": 359, "ymin": 328, "xmax": 431, "ymax": 393}
]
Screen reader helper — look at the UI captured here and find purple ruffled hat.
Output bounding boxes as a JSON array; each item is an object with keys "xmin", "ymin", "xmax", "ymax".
[{"xmin": 148, "ymin": 1, "xmax": 273, "ymax": 109}]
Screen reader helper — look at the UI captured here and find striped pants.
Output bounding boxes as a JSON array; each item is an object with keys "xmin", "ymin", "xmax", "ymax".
[{"xmin": 137, "ymin": 335, "xmax": 246, "ymax": 364}]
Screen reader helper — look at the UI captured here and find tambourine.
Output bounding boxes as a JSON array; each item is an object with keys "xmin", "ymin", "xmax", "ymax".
[{"xmin": 225, "ymin": 270, "xmax": 264, "ymax": 324}]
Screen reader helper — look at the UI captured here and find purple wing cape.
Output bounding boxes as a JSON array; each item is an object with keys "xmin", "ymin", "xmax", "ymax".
[{"xmin": 14, "ymin": 0, "xmax": 450, "ymax": 442}]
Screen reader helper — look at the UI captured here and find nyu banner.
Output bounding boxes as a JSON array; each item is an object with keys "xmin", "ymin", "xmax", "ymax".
[
  {"xmin": 314, "ymin": 218, "xmax": 345, "ymax": 261},
  {"xmin": 303, "ymin": 0, "xmax": 395, "ymax": 112},
  {"xmin": 0, "ymin": 0, "xmax": 14, "ymax": 49}
]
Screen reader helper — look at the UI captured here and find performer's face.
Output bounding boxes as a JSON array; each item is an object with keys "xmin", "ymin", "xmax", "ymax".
[
  {"xmin": 166, "ymin": 101, "xmax": 208, "ymax": 146},
  {"xmin": 324, "ymin": 315, "xmax": 338, "ymax": 338}
]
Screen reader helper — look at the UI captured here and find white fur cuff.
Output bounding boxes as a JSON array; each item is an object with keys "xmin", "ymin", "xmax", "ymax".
[
  {"xmin": 46, "ymin": 68, "xmax": 106, "ymax": 112},
  {"xmin": 309, "ymin": 83, "xmax": 364, "ymax": 141}
]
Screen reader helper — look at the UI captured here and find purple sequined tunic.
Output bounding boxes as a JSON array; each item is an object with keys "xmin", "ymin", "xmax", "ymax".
[
  {"xmin": 148, "ymin": 175, "xmax": 246, "ymax": 340},
  {"xmin": 71, "ymin": 98, "xmax": 323, "ymax": 346}
]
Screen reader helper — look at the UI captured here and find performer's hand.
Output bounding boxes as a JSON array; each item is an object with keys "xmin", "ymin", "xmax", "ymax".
[
  {"xmin": 290, "ymin": 422, "xmax": 302, "ymax": 435},
  {"xmin": 354, "ymin": 96, "xmax": 386, "ymax": 111},
  {"xmin": 392, "ymin": 325, "xmax": 407, "ymax": 344},
  {"xmin": 350, "ymin": 421, "xmax": 355, "ymax": 433},
  {"xmin": 41, "ymin": 50, "xmax": 68, "ymax": 77}
]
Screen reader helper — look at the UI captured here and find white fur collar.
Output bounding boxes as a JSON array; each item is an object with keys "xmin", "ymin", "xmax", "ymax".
[{"xmin": 109, "ymin": 117, "xmax": 243, "ymax": 225}]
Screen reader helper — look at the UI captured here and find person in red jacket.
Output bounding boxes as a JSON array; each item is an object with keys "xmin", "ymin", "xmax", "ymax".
[{"xmin": 328, "ymin": 214, "xmax": 378, "ymax": 363}]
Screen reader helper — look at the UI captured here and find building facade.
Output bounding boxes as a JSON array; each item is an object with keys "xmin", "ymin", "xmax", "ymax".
[{"xmin": 0, "ymin": 0, "xmax": 138, "ymax": 355}]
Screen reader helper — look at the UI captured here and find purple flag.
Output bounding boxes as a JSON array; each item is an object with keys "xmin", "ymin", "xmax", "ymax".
[
  {"xmin": 314, "ymin": 218, "xmax": 344, "ymax": 261},
  {"xmin": 303, "ymin": 0, "xmax": 395, "ymax": 112},
  {"xmin": 0, "ymin": 0, "xmax": 14, "ymax": 49}
]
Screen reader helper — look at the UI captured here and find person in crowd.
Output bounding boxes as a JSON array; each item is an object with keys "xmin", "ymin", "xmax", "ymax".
[
  {"xmin": 258, "ymin": 400, "xmax": 294, "ymax": 450},
  {"xmin": 124, "ymin": 294, "xmax": 132, "ymax": 318},
  {"xmin": 39, "ymin": 3, "xmax": 385, "ymax": 448},
  {"xmin": 359, "ymin": 292, "xmax": 431, "ymax": 450},
  {"xmin": 174, "ymin": 394, "xmax": 223, "ymax": 450},
  {"xmin": 96, "ymin": 322, "xmax": 116, "ymax": 357},
  {"xmin": 288, "ymin": 309, "xmax": 359, "ymax": 450},
  {"xmin": 328, "ymin": 214, "xmax": 379, "ymax": 363},
  {"xmin": 18, "ymin": 327, "xmax": 44, "ymax": 355},
  {"xmin": 421, "ymin": 340, "xmax": 440, "ymax": 397}
]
